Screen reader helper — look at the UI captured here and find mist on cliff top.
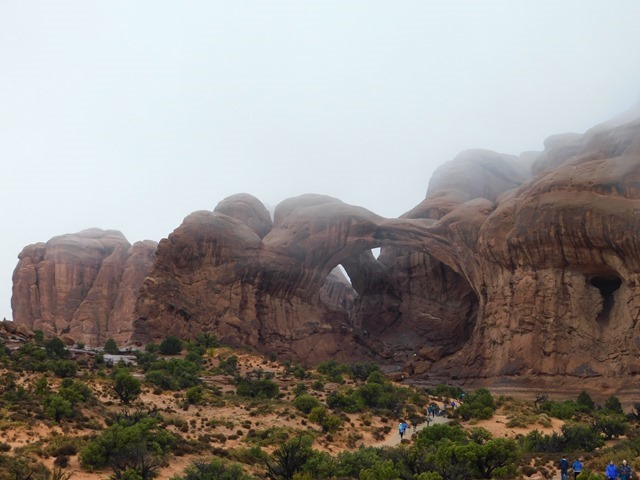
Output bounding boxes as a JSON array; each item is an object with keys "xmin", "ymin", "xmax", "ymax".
[{"xmin": 1, "ymin": 1, "xmax": 640, "ymax": 321}]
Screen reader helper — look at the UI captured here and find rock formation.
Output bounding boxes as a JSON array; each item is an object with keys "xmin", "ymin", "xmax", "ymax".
[
  {"xmin": 11, "ymin": 229, "xmax": 156, "ymax": 346},
  {"xmin": 10, "ymin": 110, "xmax": 640, "ymax": 391}
]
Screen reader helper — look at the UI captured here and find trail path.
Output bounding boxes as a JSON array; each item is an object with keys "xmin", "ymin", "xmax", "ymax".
[{"xmin": 374, "ymin": 415, "xmax": 450, "ymax": 447}]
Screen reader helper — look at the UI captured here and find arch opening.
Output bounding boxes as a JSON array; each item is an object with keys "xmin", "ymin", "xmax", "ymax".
[{"xmin": 589, "ymin": 275, "xmax": 622, "ymax": 322}]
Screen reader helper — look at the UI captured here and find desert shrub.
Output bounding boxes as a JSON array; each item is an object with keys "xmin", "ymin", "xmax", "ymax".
[
  {"xmin": 235, "ymin": 377, "xmax": 279, "ymax": 399},
  {"xmin": 45, "ymin": 337, "xmax": 70, "ymax": 359},
  {"xmin": 541, "ymin": 400, "xmax": 587, "ymax": 420},
  {"xmin": 171, "ymin": 458, "xmax": 251, "ymax": 480},
  {"xmin": 59, "ymin": 378, "xmax": 93, "ymax": 404},
  {"xmin": 349, "ymin": 362, "xmax": 381, "ymax": 381},
  {"xmin": 454, "ymin": 388, "xmax": 495, "ymax": 420},
  {"xmin": 49, "ymin": 359, "xmax": 77, "ymax": 378},
  {"xmin": 80, "ymin": 414, "xmax": 175, "ymax": 479},
  {"xmin": 326, "ymin": 390, "xmax": 363, "ymax": 413},
  {"xmin": 104, "ymin": 338, "xmax": 119, "ymax": 354},
  {"xmin": 0, "ymin": 454, "xmax": 49, "ymax": 480},
  {"xmin": 245, "ymin": 427, "xmax": 291, "ymax": 447},
  {"xmin": 593, "ymin": 412, "xmax": 629, "ymax": 439},
  {"xmin": 46, "ymin": 435, "xmax": 79, "ymax": 457},
  {"xmin": 113, "ymin": 369, "xmax": 142, "ymax": 404},
  {"xmin": 228, "ymin": 446, "xmax": 267, "ymax": 465},
  {"xmin": 293, "ymin": 394, "xmax": 322, "ymax": 414},
  {"xmin": 185, "ymin": 386, "xmax": 204, "ymax": 405},
  {"xmin": 425, "ymin": 384, "xmax": 465, "ymax": 400},
  {"xmin": 264, "ymin": 435, "xmax": 313, "ymax": 480},
  {"xmin": 217, "ymin": 355, "xmax": 238, "ymax": 375},
  {"xmin": 520, "ymin": 423, "xmax": 603, "ymax": 453},
  {"xmin": 159, "ymin": 335, "xmax": 183, "ymax": 356},
  {"xmin": 145, "ymin": 358, "xmax": 201, "ymax": 391},
  {"xmin": 44, "ymin": 394, "xmax": 73, "ymax": 422},
  {"xmin": 308, "ymin": 406, "xmax": 342, "ymax": 433},
  {"xmin": 603, "ymin": 395, "xmax": 624, "ymax": 414},
  {"xmin": 285, "ymin": 364, "xmax": 310, "ymax": 380},
  {"xmin": 316, "ymin": 359, "xmax": 349, "ymax": 382},
  {"xmin": 576, "ymin": 390, "xmax": 596, "ymax": 412},
  {"xmin": 15, "ymin": 342, "xmax": 49, "ymax": 372}
]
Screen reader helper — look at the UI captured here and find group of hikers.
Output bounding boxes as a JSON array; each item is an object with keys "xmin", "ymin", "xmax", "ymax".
[
  {"xmin": 427, "ymin": 400, "xmax": 456, "ymax": 418},
  {"xmin": 559, "ymin": 456, "xmax": 632, "ymax": 480}
]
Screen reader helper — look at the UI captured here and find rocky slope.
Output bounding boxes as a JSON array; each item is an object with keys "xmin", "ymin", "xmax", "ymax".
[{"xmin": 10, "ymin": 110, "xmax": 640, "ymax": 390}]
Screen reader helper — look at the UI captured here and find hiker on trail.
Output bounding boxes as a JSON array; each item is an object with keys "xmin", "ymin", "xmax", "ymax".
[
  {"xmin": 450, "ymin": 400, "xmax": 456, "ymax": 409},
  {"xmin": 398, "ymin": 421, "xmax": 408, "ymax": 439},
  {"xmin": 559, "ymin": 456, "xmax": 569, "ymax": 480},
  {"xmin": 605, "ymin": 460, "xmax": 619, "ymax": 480},
  {"xmin": 620, "ymin": 459, "xmax": 632, "ymax": 480},
  {"xmin": 572, "ymin": 458, "xmax": 583, "ymax": 480}
]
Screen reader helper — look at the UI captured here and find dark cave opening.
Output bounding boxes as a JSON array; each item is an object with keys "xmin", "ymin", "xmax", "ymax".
[{"xmin": 589, "ymin": 275, "xmax": 622, "ymax": 322}]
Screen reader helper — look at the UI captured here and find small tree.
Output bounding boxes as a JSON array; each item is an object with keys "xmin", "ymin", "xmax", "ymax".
[
  {"xmin": 44, "ymin": 394, "xmax": 73, "ymax": 422},
  {"xmin": 159, "ymin": 336, "xmax": 183, "ymax": 356},
  {"xmin": 576, "ymin": 390, "xmax": 596, "ymax": 412},
  {"xmin": 45, "ymin": 337, "xmax": 70, "ymax": 359},
  {"xmin": 264, "ymin": 435, "xmax": 313, "ymax": 480},
  {"xmin": 113, "ymin": 370, "xmax": 142, "ymax": 405},
  {"xmin": 104, "ymin": 338, "xmax": 119, "ymax": 354},
  {"xmin": 603, "ymin": 395, "xmax": 624, "ymax": 414}
]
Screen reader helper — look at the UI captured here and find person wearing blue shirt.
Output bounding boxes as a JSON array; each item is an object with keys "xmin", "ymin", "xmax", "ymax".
[
  {"xmin": 572, "ymin": 458, "xmax": 583, "ymax": 479},
  {"xmin": 606, "ymin": 460, "xmax": 619, "ymax": 480}
]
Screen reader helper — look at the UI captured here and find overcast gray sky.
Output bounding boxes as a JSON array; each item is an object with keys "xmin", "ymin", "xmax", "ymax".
[{"xmin": 2, "ymin": 1, "xmax": 640, "ymax": 320}]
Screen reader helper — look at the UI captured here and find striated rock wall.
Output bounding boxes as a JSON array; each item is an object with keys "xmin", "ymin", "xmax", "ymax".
[
  {"xmin": 12, "ymin": 229, "xmax": 156, "ymax": 346},
  {"xmin": 10, "ymin": 112, "xmax": 640, "ymax": 391}
]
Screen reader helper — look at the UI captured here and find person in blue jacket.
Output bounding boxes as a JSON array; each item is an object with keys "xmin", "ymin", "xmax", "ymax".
[
  {"xmin": 606, "ymin": 460, "xmax": 619, "ymax": 480},
  {"xmin": 572, "ymin": 458, "xmax": 583, "ymax": 479}
]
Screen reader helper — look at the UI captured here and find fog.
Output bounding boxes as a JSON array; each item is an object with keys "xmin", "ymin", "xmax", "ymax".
[{"xmin": 2, "ymin": 1, "xmax": 640, "ymax": 320}]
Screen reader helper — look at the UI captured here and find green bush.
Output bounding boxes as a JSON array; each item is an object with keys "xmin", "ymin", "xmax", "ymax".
[
  {"xmin": 80, "ymin": 415, "xmax": 175, "ymax": 478},
  {"xmin": 145, "ymin": 358, "xmax": 201, "ymax": 391},
  {"xmin": 603, "ymin": 395, "xmax": 624, "ymax": 414},
  {"xmin": 541, "ymin": 400, "xmax": 587, "ymax": 420},
  {"xmin": 235, "ymin": 377, "xmax": 279, "ymax": 399},
  {"xmin": 218, "ymin": 355, "xmax": 238, "ymax": 375},
  {"xmin": 185, "ymin": 386, "xmax": 204, "ymax": 405},
  {"xmin": 454, "ymin": 388, "xmax": 495, "ymax": 420},
  {"xmin": 104, "ymin": 338, "xmax": 119, "ymax": 354},
  {"xmin": 593, "ymin": 412, "xmax": 629, "ymax": 439},
  {"xmin": 44, "ymin": 394, "xmax": 73, "ymax": 422},
  {"xmin": 113, "ymin": 369, "xmax": 142, "ymax": 405},
  {"xmin": 49, "ymin": 359, "xmax": 77, "ymax": 378},
  {"xmin": 159, "ymin": 336, "xmax": 183, "ymax": 356},
  {"xmin": 171, "ymin": 458, "xmax": 251, "ymax": 480},
  {"xmin": 293, "ymin": 394, "xmax": 322, "ymax": 414}
]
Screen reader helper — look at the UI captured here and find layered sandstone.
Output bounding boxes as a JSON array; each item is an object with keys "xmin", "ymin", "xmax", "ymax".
[
  {"xmin": 11, "ymin": 229, "xmax": 156, "ymax": 346},
  {"xmin": 10, "ymin": 111, "xmax": 640, "ymax": 391}
]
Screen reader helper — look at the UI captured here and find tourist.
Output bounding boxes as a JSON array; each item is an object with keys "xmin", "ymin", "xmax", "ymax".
[
  {"xmin": 572, "ymin": 458, "xmax": 583, "ymax": 479},
  {"xmin": 606, "ymin": 460, "xmax": 618, "ymax": 480},
  {"xmin": 559, "ymin": 456, "xmax": 569, "ymax": 480},
  {"xmin": 620, "ymin": 459, "xmax": 632, "ymax": 480},
  {"xmin": 398, "ymin": 420, "xmax": 408, "ymax": 439}
]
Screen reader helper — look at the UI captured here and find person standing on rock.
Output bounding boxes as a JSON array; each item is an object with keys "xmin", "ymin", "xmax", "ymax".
[
  {"xmin": 559, "ymin": 456, "xmax": 569, "ymax": 480},
  {"xmin": 572, "ymin": 458, "xmax": 583, "ymax": 480},
  {"xmin": 620, "ymin": 459, "xmax": 632, "ymax": 480},
  {"xmin": 605, "ymin": 460, "xmax": 619, "ymax": 480}
]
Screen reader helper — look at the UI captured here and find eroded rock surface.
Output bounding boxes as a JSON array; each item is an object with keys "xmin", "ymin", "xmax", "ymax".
[
  {"xmin": 11, "ymin": 112, "xmax": 640, "ymax": 391},
  {"xmin": 12, "ymin": 229, "xmax": 156, "ymax": 346}
]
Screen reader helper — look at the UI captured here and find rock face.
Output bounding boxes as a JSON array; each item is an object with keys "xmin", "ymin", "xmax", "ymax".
[
  {"xmin": 10, "ymin": 111, "xmax": 640, "ymax": 391},
  {"xmin": 12, "ymin": 229, "xmax": 156, "ymax": 346}
]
